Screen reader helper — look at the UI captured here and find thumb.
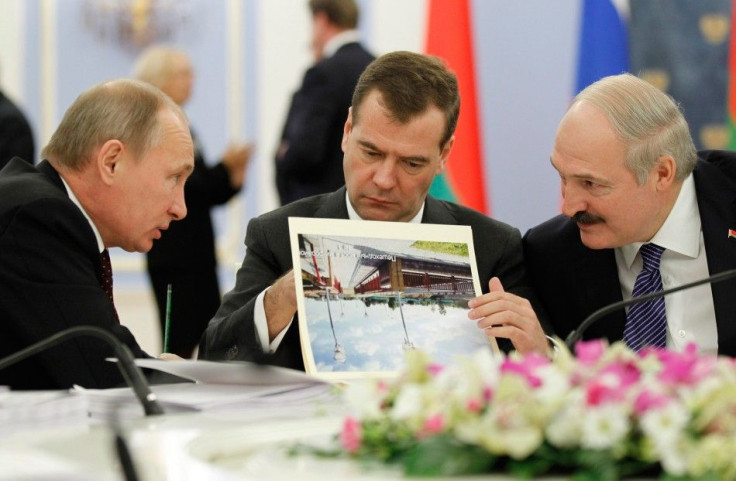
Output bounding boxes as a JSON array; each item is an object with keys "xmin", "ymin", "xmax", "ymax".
[{"xmin": 489, "ymin": 276, "xmax": 505, "ymax": 293}]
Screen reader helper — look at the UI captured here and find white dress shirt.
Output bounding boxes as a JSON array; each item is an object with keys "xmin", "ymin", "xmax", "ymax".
[
  {"xmin": 614, "ymin": 175, "xmax": 718, "ymax": 354},
  {"xmin": 322, "ymin": 30, "xmax": 360, "ymax": 59},
  {"xmin": 60, "ymin": 176, "xmax": 105, "ymax": 253},
  {"xmin": 253, "ymin": 192, "xmax": 425, "ymax": 353}
]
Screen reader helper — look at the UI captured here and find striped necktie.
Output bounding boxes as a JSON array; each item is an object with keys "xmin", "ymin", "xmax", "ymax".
[
  {"xmin": 100, "ymin": 249, "xmax": 120, "ymax": 324},
  {"xmin": 623, "ymin": 243, "xmax": 667, "ymax": 351}
]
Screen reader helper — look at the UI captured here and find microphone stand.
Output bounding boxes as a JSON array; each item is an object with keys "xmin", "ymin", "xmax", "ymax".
[
  {"xmin": 565, "ymin": 268, "xmax": 736, "ymax": 351},
  {"xmin": 0, "ymin": 325, "xmax": 164, "ymax": 416}
]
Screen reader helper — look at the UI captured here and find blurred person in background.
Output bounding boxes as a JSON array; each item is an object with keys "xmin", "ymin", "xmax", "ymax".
[
  {"xmin": 0, "ymin": 63, "xmax": 35, "ymax": 168},
  {"xmin": 275, "ymin": 0, "xmax": 374, "ymax": 205},
  {"xmin": 134, "ymin": 46, "xmax": 252, "ymax": 358}
]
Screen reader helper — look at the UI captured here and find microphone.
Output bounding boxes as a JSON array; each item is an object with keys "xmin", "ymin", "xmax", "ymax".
[
  {"xmin": 565, "ymin": 268, "xmax": 736, "ymax": 350},
  {"xmin": 0, "ymin": 325, "xmax": 164, "ymax": 416}
]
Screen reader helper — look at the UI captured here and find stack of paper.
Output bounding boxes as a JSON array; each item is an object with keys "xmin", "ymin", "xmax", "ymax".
[
  {"xmin": 0, "ymin": 389, "xmax": 92, "ymax": 434},
  {"xmin": 75, "ymin": 359, "xmax": 332, "ymax": 420}
]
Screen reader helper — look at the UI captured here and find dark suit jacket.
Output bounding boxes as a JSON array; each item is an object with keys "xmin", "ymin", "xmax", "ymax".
[
  {"xmin": 199, "ymin": 187, "xmax": 545, "ymax": 369},
  {"xmin": 523, "ymin": 151, "xmax": 736, "ymax": 356},
  {"xmin": 275, "ymin": 42, "xmax": 375, "ymax": 205},
  {"xmin": 0, "ymin": 158, "xmax": 148, "ymax": 389},
  {"xmin": 0, "ymin": 91, "xmax": 34, "ymax": 169}
]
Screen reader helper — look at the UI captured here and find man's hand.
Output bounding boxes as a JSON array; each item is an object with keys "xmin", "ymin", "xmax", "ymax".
[
  {"xmin": 157, "ymin": 353, "xmax": 183, "ymax": 360},
  {"xmin": 468, "ymin": 277, "xmax": 549, "ymax": 355},
  {"xmin": 221, "ymin": 142, "xmax": 254, "ymax": 189},
  {"xmin": 264, "ymin": 270, "xmax": 298, "ymax": 341}
]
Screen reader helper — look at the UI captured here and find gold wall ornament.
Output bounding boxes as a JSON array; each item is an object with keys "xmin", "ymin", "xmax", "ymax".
[
  {"xmin": 82, "ymin": 0, "xmax": 192, "ymax": 49},
  {"xmin": 700, "ymin": 124, "xmax": 730, "ymax": 150},
  {"xmin": 640, "ymin": 69, "xmax": 670, "ymax": 92},
  {"xmin": 699, "ymin": 13, "xmax": 730, "ymax": 45}
]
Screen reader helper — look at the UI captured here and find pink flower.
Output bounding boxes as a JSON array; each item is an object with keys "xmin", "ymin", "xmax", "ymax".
[
  {"xmin": 466, "ymin": 398, "xmax": 483, "ymax": 413},
  {"xmin": 655, "ymin": 343, "xmax": 715, "ymax": 386},
  {"xmin": 586, "ymin": 362, "xmax": 640, "ymax": 406},
  {"xmin": 575, "ymin": 339, "xmax": 607, "ymax": 365},
  {"xmin": 427, "ymin": 363, "xmax": 444, "ymax": 377},
  {"xmin": 341, "ymin": 417, "xmax": 363, "ymax": 453},
  {"xmin": 500, "ymin": 353, "xmax": 549, "ymax": 388},
  {"xmin": 422, "ymin": 414, "xmax": 444, "ymax": 436},
  {"xmin": 483, "ymin": 385, "xmax": 493, "ymax": 402},
  {"xmin": 634, "ymin": 390, "xmax": 670, "ymax": 415}
]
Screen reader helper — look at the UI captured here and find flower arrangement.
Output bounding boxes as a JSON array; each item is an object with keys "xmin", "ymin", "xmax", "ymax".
[{"xmin": 338, "ymin": 341, "xmax": 736, "ymax": 480}]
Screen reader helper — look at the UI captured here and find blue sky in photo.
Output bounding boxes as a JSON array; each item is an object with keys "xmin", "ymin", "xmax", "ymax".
[{"xmin": 304, "ymin": 297, "xmax": 490, "ymax": 373}]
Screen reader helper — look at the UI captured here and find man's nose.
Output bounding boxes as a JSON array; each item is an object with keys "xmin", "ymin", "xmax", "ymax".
[
  {"xmin": 372, "ymin": 160, "xmax": 398, "ymax": 190},
  {"xmin": 169, "ymin": 187, "xmax": 187, "ymax": 220},
  {"xmin": 560, "ymin": 182, "xmax": 585, "ymax": 218}
]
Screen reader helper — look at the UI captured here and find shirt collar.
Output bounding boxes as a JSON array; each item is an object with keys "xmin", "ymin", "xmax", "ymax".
[
  {"xmin": 59, "ymin": 176, "xmax": 105, "ymax": 253},
  {"xmin": 619, "ymin": 174, "xmax": 700, "ymax": 268},
  {"xmin": 345, "ymin": 190, "xmax": 425, "ymax": 223},
  {"xmin": 323, "ymin": 30, "xmax": 360, "ymax": 58}
]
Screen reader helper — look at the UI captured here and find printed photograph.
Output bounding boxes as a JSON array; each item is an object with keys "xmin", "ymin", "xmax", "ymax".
[{"xmin": 289, "ymin": 218, "xmax": 496, "ymax": 379}]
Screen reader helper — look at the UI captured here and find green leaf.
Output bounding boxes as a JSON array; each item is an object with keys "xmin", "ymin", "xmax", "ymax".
[{"xmin": 401, "ymin": 434, "xmax": 495, "ymax": 477}]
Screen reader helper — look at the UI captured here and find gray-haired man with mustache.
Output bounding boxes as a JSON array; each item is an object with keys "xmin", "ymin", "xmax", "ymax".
[{"xmin": 469, "ymin": 73, "xmax": 736, "ymax": 356}]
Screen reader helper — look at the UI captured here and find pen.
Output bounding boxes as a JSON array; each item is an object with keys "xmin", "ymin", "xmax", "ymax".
[{"xmin": 164, "ymin": 283, "xmax": 172, "ymax": 353}]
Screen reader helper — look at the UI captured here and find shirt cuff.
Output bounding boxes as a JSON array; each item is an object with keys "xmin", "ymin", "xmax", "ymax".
[{"xmin": 254, "ymin": 287, "xmax": 293, "ymax": 353}]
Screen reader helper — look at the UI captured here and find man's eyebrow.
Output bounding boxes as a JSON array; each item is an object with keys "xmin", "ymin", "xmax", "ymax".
[
  {"xmin": 357, "ymin": 139, "xmax": 429, "ymax": 164},
  {"xmin": 357, "ymin": 140, "xmax": 380, "ymax": 151}
]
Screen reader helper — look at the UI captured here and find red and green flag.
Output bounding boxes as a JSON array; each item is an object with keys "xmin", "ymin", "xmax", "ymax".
[
  {"xmin": 424, "ymin": 0, "xmax": 488, "ymax": 214},
  {"xmin": 728, "ymin": 1, "xmax": 736, "ymax": 149}
]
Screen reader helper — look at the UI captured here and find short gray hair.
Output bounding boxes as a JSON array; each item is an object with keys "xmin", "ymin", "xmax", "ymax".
[
  {"xmin": 132, "ymin": 46, "xmax": 186, "ymax": 90},
  {"xmin": 572, "ymin": 73, "xmax": 697, "ymax": 184},
  {"xmin": 42, "ymin": 79, "xmax": 186, "ymax": 170}
]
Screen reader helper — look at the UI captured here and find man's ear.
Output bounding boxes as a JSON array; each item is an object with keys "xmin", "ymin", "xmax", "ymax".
[
  {"xmin": 341, "ymin": 107, "xmax": 353, "ymax": 153},
  {"xmin": 653, "ymin": 154, "xmax": 677, "ymax": 191},
  {"xmin": 437, "ymin": 135, "xmax": 454, "ymax": 174},
  {"xmin": 96, "ymin": 139, "xmax": 125, "ymax": 185}
]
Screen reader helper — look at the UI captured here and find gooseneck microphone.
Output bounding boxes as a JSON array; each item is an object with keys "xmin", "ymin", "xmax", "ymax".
[
  {"xmin": 0, "ymin": 325, "xmax": 164, "ymax": 416},
  {"xmin": 565, "ymin": 268, "xmax": 736, "ymax": 351}
]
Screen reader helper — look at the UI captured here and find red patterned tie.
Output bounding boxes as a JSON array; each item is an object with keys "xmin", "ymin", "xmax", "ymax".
[{"xmin": 100, "ymin": 249, "xmax": 120, "ymax": 323}]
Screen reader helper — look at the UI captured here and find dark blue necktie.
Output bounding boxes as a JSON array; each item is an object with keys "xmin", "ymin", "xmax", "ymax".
[{"xmin": 623, "ymin": 243, "xmax": 667, "ymax": 351}]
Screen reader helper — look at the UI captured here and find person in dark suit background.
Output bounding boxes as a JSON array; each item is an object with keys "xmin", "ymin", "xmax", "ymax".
[
  {"xmin": 275, "ymin": 0, "xmax": 375, "ymax": 205},
  {"xmin": 199, "ymin": 51, "xmax": 550, "ymax": 368},
  {"xmin": 134, "ymin": 46, "xmax": 252, "ymax": 358},
  {"xmin": 0, "ymin": 82, "xmax": 35, "ymax": 168},
  {"xmin": 0, "ymin": 79, "xmax": 194, "ymax": 389},
  {"xmin": 471, "ymin": 73, "xmax": 736, "ymax": 356}
]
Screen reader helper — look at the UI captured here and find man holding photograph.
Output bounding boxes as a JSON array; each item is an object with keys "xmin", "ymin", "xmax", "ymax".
[{"xmin": 199, "ymin": 51, "xmax": 550, "ymax": 369}]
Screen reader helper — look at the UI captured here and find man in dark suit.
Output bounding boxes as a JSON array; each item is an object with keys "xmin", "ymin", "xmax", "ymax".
[
  {"xmin": 0, "ymin": 89, "xmax": 34, "ymax": 168},
  {"xmin": 134, "ymin": 46, "xmax": 252, "ymax": 358},
  {"xmin": 199, "ymin": 51, "xmax": 549, "ymax": 368},
  {"xmin": 0, "ymin": 79, "xmax": 194, "ymax": 389},
  {"xmin": 275, "ymin": 0, "xmax": 375, "ymax": 205},
  {"xmin": 474, "ymin": 73, "xmax": 736, "ymax": 356}
]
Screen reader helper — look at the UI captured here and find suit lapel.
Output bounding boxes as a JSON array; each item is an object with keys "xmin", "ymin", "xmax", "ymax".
[
  {"xmin": 314, "ymin": 187, "xmax": 350, "ymax": 219},
  {"xmin": 421, "ymin": 196, "xmax": 455, "ymax": 224},
  {"xmin": 694, "ymin": 160, "xmax": 736, "ymax": 356},
  {"xmin": 570, "ymin": 244, "xmax": 627, "ymax": 343}
]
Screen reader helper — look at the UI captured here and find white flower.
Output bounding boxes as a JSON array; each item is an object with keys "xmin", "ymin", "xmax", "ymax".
[
  {"xmin": 545, "ymin": 395, "xmax": 585, "ymax": 448},
  {"xmin": 581, "ymin": 404, "xmax": 630, "ymax": 450},
  {"xmin": 640, "ymin": 401, "xmax": 689, "ymax": 448},
  {"xmin": 532, "ymin": 364, "xmax": 569, "ymax": 403},
  {"xmin": 342, "ymin": 380, "xmax": 387, "ymax": 420},
  {"xmin": 390, "ymin": 383, "xmax": 423, "ymax": 421}
]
